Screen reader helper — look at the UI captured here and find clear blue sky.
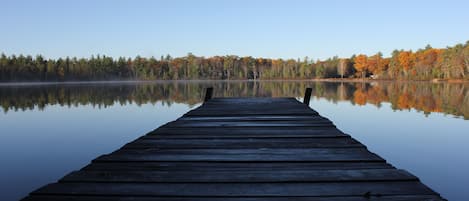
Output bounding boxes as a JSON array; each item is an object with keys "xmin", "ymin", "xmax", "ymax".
[{"xmin": 1, "ymin": 0, "xmax": 469, "ymax": 60}]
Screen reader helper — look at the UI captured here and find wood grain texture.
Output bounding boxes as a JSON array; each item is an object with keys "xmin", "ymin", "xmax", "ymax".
[
  {"xmin": 147, "ymin": 127, "xmax": 348, "ymax": 138},
  {"xmin": 82, "ymin": 161, "xmax": 394, "ymax": 171},
  {"xmin": 61, "ymin": 169, "xmax": 417, "ymax": 183},
  {"xmin": 94, "ymin": 148, "xmax": 385, "ymax": 162},
  {"xmin": 31, "ymin": 182, "xmax": 436, "ymax": 197},
  {"xmin": 122, "ymin": 137, "xmax": 364, "ymax": 149}
]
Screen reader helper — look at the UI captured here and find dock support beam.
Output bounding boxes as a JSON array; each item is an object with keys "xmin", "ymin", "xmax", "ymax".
[
  {"xmin": 204, "ymin": 87, "xmax": 213, "ymax": 102},
  {"xmin": 303, "ymin": 88, "xmax": 312, "ymax": 105}
]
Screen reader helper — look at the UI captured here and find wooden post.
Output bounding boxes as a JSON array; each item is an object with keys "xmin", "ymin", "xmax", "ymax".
[
  {"xmin": 204, "ymin": 87, "xmax": 213, "ymax": 102},
  {"xmin": 303, "ymin": 88, "xmax": 312, "ymax": 105}
]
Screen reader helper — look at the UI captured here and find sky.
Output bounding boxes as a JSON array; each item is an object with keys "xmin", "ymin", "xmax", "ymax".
[{"xmin": 1, "ymin": 0, "xmax": 469, "ymax": 60}]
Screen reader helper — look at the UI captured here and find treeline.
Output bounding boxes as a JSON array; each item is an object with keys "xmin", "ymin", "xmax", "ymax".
[
  {"xmin": 1, "ymin": 41, "xmax": 468, "ymax": 81},
  {"xmin": 1, "ymin": 81, "xmax": 468, "ymax": 119}
]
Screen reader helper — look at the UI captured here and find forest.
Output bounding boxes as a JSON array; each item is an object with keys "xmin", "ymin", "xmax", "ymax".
[{"xmin": 1, "ymin": 41, "xmax": 468, "ymax": 81}]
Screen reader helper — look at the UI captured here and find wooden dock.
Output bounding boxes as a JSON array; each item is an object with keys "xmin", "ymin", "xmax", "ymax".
[{"xmin": 22, "ymin": 93, "xmax": 444, "ymax": 200}]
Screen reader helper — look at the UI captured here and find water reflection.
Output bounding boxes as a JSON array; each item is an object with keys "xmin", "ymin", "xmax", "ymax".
[
  {"xmin": 1, "ymin": 81, "xmax": 468, "ymax": 200},
  {"xmin": 1, "ymin": 81, "xmax": 468, "ymax": 119}
]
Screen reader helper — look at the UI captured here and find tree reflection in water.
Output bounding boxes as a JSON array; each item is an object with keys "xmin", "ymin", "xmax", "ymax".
[{"xmin": 1, "ymin": 81, "xmax": 468, "ymax": 119}]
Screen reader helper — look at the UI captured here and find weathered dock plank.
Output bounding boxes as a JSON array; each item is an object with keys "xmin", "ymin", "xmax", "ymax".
[
  {"xmin": 61, "ymin": 169, "xmax": 418, "ymax": 183},
  {"xmin": 122, "ymin": 137, "xmax": 364, "ymax": 149},
  {"xmin": 21, "ymin": 195, "xmax": 446, "ymax": 201},
  {"xmin": 147, "ymin": 127, "xmax": 348, "ymax": 138},
  {"xmin": 31, "ymin": 181, "xmax": 437, "ymax": 197},
  {"xmin": 94, "ymin": 148, "xmax": 384, "ymax": 162},
  {"xmin": 21, "ymin": 97, "xmax": 445, "ymax": 201},
  {"xmin": 82, "ymin": 161, "xmax": 395, "ymax": 171},
  {"xmin": 163, "ymin": 120, "xmax": 334, "ymax": 127}
]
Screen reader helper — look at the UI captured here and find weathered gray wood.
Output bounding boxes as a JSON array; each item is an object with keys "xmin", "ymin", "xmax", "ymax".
[
  {"xmin": 83, "ymin": 162, "xmax": 394, "ymax": 171},
  {"xmin": 21, "ymin": 195, "xmax": 447, "ymax": 201},
  {"xmin": 193, "ymin": 107, "xmax": 315, "ymax": 111},
  {"xmin": 148, "ymin": 127, "xmax": 348, "ymax": 138},
  {"xmin": 123, "ymin": 137, "xmax": 364, "ymax": 149},
  {"xmin": 31, "ymin": 182, "xmax": 436, "ymax": 197},
  {"xmin": 144, "ymin": 135, "xmax": 349, "ymax": 140},
  {"xmin": 144, "ymin": 134, "xmax": 348, "ymax": 139},
  {"xmin": 191, "ymin": 104, "xmax": 310, "ymax": 108},
  {"xmin": 185, "ymin": 102, "xmax": 319, "ymax": 116},
  {"xmin": 95, "ymin": 148, "xmax": 384, "ymax": 162},
  {"xmin": 163, "ymin": 120, "xmax": 334, "ymax": 128},
  {"xmin": 185, "ymin": 111, "xmax": 319, "ymax": 116},
  {"xmin": 178, "ymin": 115, "xmax": 329, "ymax": 121},
  {"xmin": 61, "ymin": 169, "xmax": 417, "ymax": 183},
  {"xmin": 203, "ymin": 97, "xmax": 300, "ymax": 104}
]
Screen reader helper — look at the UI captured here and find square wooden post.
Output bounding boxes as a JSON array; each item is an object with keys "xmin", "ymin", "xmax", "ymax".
[
  {"xmin": 204, "ymin": 87, "xmax": 213, "ymax": 102},
  {"xmin": 303, "ymin": 88, "xmax": 312, "ymax": 105}
]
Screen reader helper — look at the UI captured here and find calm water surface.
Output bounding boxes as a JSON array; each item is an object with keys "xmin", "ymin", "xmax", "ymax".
[{"xmin": 0, "ymin": 81, "xmax": 468, "ymax": 201}]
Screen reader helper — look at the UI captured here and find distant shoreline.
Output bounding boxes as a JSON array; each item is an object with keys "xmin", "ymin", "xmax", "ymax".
[
  {"xmin": 309, "ymin": 78, "xmax": 469, "ymax": 83},
  {"xmin": 0, "ymin": 78, "xmax": 468, "ymax": 86}
]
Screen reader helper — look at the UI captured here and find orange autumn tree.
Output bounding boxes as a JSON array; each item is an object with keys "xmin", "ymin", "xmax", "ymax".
[
  {"xmin": 353, "ymin": 54, "xmax": 368, "ymax": 78},
  {"xmin": 415, "ymin": 48, "xmax": 441, "ymax": 79},
  {"xmin": 398, "ymin": 51, "xmax": 416, "ymax": 77},
  {"xmin": 367, "ymin": 55, "xmax": 378, "ymax": 75},
  {"xmin": 380, "ymin": 58, "xmax": 391, "ymax": 75},
  {"xmin": 367, "ymin": 53, "xmax": 389, "ymax": 77}
]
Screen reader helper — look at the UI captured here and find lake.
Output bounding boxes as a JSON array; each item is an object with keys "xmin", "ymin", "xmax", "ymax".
[{"xmin": 1, "ymin": 80, "xmax": 468, "ymax": 201}]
